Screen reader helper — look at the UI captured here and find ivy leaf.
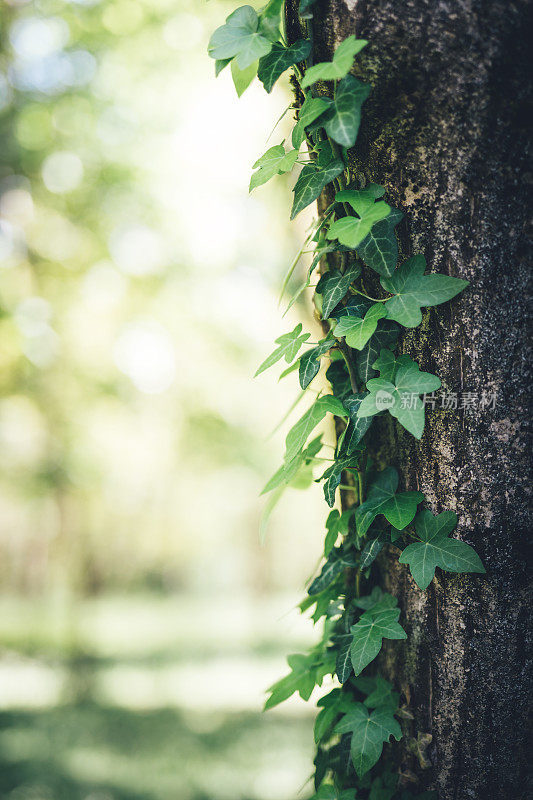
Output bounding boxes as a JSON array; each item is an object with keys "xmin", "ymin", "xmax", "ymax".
[
  {"xmin": 324, "ymin": 75, "xmax": 371, "ymax": 148},
  {"xmin": 208, "ymin": 6, "xmax": 273, "ymax": 70},
  {"xmin": 250, "ymin": 144, "xmax": 299, "ymax": 191},
  {"xmin": 357, "ymin": 353, "xmax": 441, "ymax": 438},
  {"xmin": 335, "ymin": 702, "xmax": 402, "ymax": 776},
  {"xmin": 261, "ymin": 435, "xmax": 323, "ymax": 494},
  {"xmin": 324, "ymin": 509, "xmax": 353, "ymax": 555},
  {"xmin": 309, "ymin": 547, "xmax": 356, "ymax": 594},
  {"xmin": 381, "ymin": 254, "xmax": 469, "ymax": 328},
  {"xmin": 399, "ymin": 509, "xmax": 485, "ymax": 590},
  {"xmin": 357, "ymin": 208, "xmax": 404, "ymax": 278},
  {"xmin": 301, "ymin": 36, "xmax": 368, "ymax": 87},
  {"xmin": 263, "ymin": 649, "xmax": 334, "ymax": 710},
  {"xmin": 230, "ymin": 58, "xmax": 258, "ymax": 96},
  {"xmin": 358, "ymin": 675, "xmax": 400, "ymax": 710},
  {"xmin": 258, "ymin": 0, "xmax": 284, "ymax": 41},
  {"xmin": 215, "ymin": 58, "xmax": 232, "ymax": 76},
  {"xmin": 258, "ymin": 39, "xmax": 312, "ymax": 93},
  {"xmin": 255, "ymin": 323, "xmax": 310, "ymax": 376},
  {"xmin": 359, "ymin": 532, "xmax": 387, "ymax": 570},
  {"xmin": 333, "ymin": 304, "xmax": 388, "ymax": 350},
  {"xmin": 291, "ymin": 159, "xmax": 345, "ymax": 219},
  {"xmin": 299, "ymin": 336, "xmax": 336, "ymax": 389},
  {"xmin": 354, "ymin": 467, "xmax": 424, "ymax": 537},
  {"xmin": 285, "ymin": 395, "xmax": 347, "ymax": 463},
  {"xmin": 320, "ymin": 454, "xmax": 361, "ymax": 507},
  {"xmin": 299, "ymin": 0, "xmax": 318, "ymax": 19},
  {"xmin": 316, "ymin": 265, "xmax": 361, "ymax": 319},
  {"xmin": 349, "ymin": 598, "xmax": 407, "ymax": 676},
  {"xmin": 292, "ymin": 96, "xmax": 332, "ymax": 148},
  {"xmin": 338, "ymin": 393, "xmax": 373, "ymax": 456},
  {"xmin": 355, "ymin": 320, "xmax": 399, "ymax": 383},
  {"xmin": 327, "ymin": 186, "xmax": 391, "ymax": 249}
]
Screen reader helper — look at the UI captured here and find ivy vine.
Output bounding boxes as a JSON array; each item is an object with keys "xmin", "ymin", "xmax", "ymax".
[{"xmin": 208, "ymin": 2, "xmax": 485, "ymax": 797}]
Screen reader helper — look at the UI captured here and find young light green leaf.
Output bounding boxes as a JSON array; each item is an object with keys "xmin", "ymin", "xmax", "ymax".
[
  {"xmin": 258, "ymin": 39, "xmax": 312, "ymax": 92},
  {"xmin": 230, "ymin": 58, "xmax": 258, "ymax": 96},
  {"xmin": 399, "ymin": 509, "xmax": 485, "ymax": 590},
  {"xmin": 324, "ymin": 508, "xmax": 353, "ymax": 555},
  {"xmin": 327, "ymin": 186, "xmax": 391, "ymax": 249},
  {"xmin": 324, "ymin": 75, "xmax": 371, "ymax": 148},
  {"xmin": 335, "ymin": 702, "xmax": 402, "ymax": 776},
  {"xmin": 316, "ymin": 265, "xmax": 361, "ymax": 318},
  {"xmin": 264, "ymin": 653, "xmax": 316, "ymax": 710},
  {"xmin": 258, "ymin": 0, "xmax": 284, "ymax": 41},
  {"xmin": 357, "ymin": 208, "xmax": 404, "ymax": 277},
  {"xmin": 208, "ymin": 6, "xmax": 273, "ymax": 69},
  {"xmin": 285, "ymin": 394, "xmax": 347, "ymax": 463},
  {"xmin": 292, "ymin": 95, "xmax": 332, "ymax": 148},
  {"xmin": 261, "ymin": 435, "xmax": 323, "ymax": 495},
  {"xmin": 354, "ymin": 467, "xmax": 424, "ymax": 536},
  {"xmin": 357, "ymin": 354, "xmax": 441, "ymax": 439},
  {"xmin": 255, "ymin": 323, "xmax": 310, "ymax": 376},
  {"xmin": 250, "ymin": 144, "xmax": 299, "ymax": 191},
  {"xmin": 333, "ymin": 304, "xmax": 387, "ymax": 350},
  {"xmin": 349, "ymin": 600, "xmax": 406, "ymax": 676},
  {"xmin": 301, "ymin": 36, "xmax": 368, "ymax": 87},
  {"xmin": 291, "ymin": 159, "xmax": 345, "ymax": 219},
  {"xmin": 381, "ymin": 254, "xmax": 469, "ymax": 328}
]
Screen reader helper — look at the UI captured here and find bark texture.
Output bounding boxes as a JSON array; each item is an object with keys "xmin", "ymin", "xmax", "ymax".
[{"xmin": 287, "ymin": 1, "xmax": 532, "ymax": 797}]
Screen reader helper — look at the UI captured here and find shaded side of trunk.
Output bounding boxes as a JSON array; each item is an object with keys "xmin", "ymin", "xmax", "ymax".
[{"xmin": 287, "ymin": 1, "xmax": 532, "ymax": 796}]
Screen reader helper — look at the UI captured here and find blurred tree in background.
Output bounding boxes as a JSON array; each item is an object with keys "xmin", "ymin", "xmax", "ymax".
[{"xmin": 0, "ymin": 1, "xmax": 330, "ymax": 798}]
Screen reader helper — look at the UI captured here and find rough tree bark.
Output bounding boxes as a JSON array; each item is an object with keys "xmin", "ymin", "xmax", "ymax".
[{"xmin": 286, "ymin": 1, "xmax": 532, "ymax": 797}]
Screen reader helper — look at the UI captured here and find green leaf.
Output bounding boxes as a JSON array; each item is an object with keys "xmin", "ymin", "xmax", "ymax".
[
  {"xmin": 334, "ymin": 304, "xmax": 387, "ymax": 350},
  {"xmin": 291, "ymin": 159, "xmax": 345, "ymax": 219},
  {"xmin": 357, "ymin": 354, "xmax": 441, "ymax": 439},
  {"xmin": 255, "ymin": 323, "xmax": 310, "ymax": 376},
  {"xmin": 299, "ymin": 336, "xmax": 336, "ymax": 389},
  {"xmin": 399, "ymin": 509, "xmax": 485, "ymax": 590},
  {"xmin": 261, "ymin": 435, "xmax": 323, "ymax": 494},
  {"xmin": 215, "ymin": 58, "xmax": 232, "ymax": 76},
  {"xmin": 357, "ymin": 208, "xmax": 404, "ymax": 278},
  {"xmin": 250, "ymin": 144, "xmax": 299, "ymax": 192},
  {"xmin": 320, "ymin": 454, "xmax": 361, "ymax": 507},
  {"xmin": 324, "ymin": 509, "xmax": 353, "ymax": 555},
  {"xmin": 334, "ymin": 633, "xmax": 353, "ymax": 683},
  {"xmin": 230, "ymin": 58, "xmax": 258, "ymax": 96},
  {"xmin": 311, "ymin": 784, "xmax": 357, "ymax": 800},
  {"xmin": 362, "ymin": 676, "xmax": 400, "ymax": 710},
  {"xmin": 315, "ymin": 265, "xmax": 361, "ymax": 319},
  {"xmin": 335, "ymin": 702, "xmax": 402, "ymax": 776},
  {"xmin": 381, "ymin": 254, "xmax": 469, "ymax": 328},
  {"xmin": 258, "ymin": 0, "xmax": 284, "ymax": 41},
  {"xmin": 284, "ymin": 394, "xmax": 347, "ymax": 463},
  {"xmin": 324, "ymin": 75, "xmax": 371, "ymax": 148},
  {"xmin": 355, "ymin": 320, "xmax": 399, "ymax": 383},
  {"xmin": 299, "ymin": 0, "xmax": 318, "ymax": 19},
  {"xmin": 292, "ymin": 95, "xmax": 332, "ymax": 148},
  {"xmin": 258, "ymin": 39, "xmax": 311, "ymax": 92},
  {"xmin": 338, "ymin": 393, "xmax": 372, "ymax": 456},
  {"xmin": 349, "ymin": 598, "xmax": 407, "ymax": 676},
  {"xmin": 359, "ymin": 533, "xmax": 387, "ymax": 569},
  {"xmin": 208, "ymin": 6, "xmax": 273, "ymax": 69},
  {"xmin": 264, "ymin": 653, "xmax": 316, "ymax": 709},
  {"xmin": 308, "ymin": 547, "xmax": 355, "ymax": 595},
  {"xmin": 327, "ymin": 185, "xmax": 391, "ymax": 249},
  {"xmin": 301, "ymin": 36, "xmax": 368, "ymax": 87},
  {"xmin": 354, "ymin": 467, "xmax": 424, "ymax": 537}
]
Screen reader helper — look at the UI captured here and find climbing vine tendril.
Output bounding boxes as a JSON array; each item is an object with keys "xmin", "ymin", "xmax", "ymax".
[{"xmin": 208, "ymin": 2, "xmax": 485, "ymax": 796}]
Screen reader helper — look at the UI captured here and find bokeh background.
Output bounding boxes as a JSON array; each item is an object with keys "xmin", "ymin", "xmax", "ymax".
[{"xmin": 0, "ymin": 1, "xmax": 334, "ymax": 799}]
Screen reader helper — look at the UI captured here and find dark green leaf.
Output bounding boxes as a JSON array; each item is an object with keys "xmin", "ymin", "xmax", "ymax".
[
  {"xmin": 324, "ymin": 75, "xmax": 371, "ymax": 148},
  {"xmin": 291, "ymin": 159, "xmax": 345, "ymax": 219},
  {"xmin": 299, "ymin": 337, "xmax": 336, "ymax": 389},
  {"xmin": 335, "ymin": 702, "xmax": 402, "ymax": 776},
  {"xmin": 349, "ymin": 597, "xmax": 406, "ymax": 676},
  {"xmin": 316, "ymin": 265, "xmax": 361, "ymax": 319},
  {"xmin": 258, "ymin": 39, "xmax": 312, "ymax": 93},
  {"xmin": 381, "ymin": 254, "xmax": 469, "ymax": 328},
  {"xmin": 399, "ymin": 509, "xmax": 485, "ymax": 590},
  {"xmin": 354, "ymin": 467, "xmax": 424, "ymax": 536},
  {"xmin": 292, "ymin": 95, "xmax": 332, "ymax": 149},
  {"xmin": 357, "ymin": 208, "xmax": 403, "ymax": 277}
]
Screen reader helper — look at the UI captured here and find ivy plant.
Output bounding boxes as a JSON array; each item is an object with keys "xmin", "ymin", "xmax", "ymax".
[{"xmin": 208, "ymin": 5, "xmax": 485, "ymax": 796}]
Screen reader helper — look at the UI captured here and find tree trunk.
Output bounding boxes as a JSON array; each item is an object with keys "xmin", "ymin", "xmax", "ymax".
[{"xmin": 287, "ymin": 1, "xmax": 532, "ymax": 797}]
